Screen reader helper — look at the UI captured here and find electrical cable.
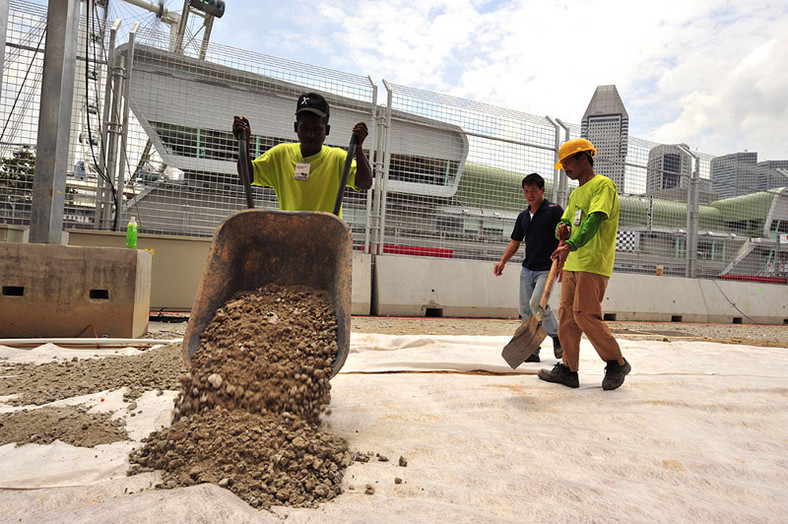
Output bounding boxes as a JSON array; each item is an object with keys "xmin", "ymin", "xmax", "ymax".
[{"xmin": 711, "ymin": 279, "xmax": 762, "ymax": 325}]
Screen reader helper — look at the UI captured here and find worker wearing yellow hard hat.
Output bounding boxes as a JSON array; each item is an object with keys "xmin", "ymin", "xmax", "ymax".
[
  {"xmin": 538, "ymin": 137, "xmax": 631, "ymax": 391},
  {"xmin": 554, "ymin": 138, "xmax": 597, "ymax": 170}
]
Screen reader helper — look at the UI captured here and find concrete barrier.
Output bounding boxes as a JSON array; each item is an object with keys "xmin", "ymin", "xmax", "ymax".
[
  {"xmin": 373, "ymin": 254, "xmax": 560, "ymax": 317},
  {"xmin": 67, "ymin": 230, "xmax": 373, "ymax": 315},
  {"xmin": 352, "ymin": 252, "xmax": 372, "ymax": 315},
  {"xmin": 375, "ymin": 255, "xmax": 788, "ymax": 324},
  {"xmin": 0, "ymin": 243, "xmax": 151, "ymax": 337},
  {"xmin": 67, "ymin": 230, "xmax": 210, "ymax": 311},
  {"xmin": 4, "ymin": 226, "xmax": 783, "ymax": 324}
]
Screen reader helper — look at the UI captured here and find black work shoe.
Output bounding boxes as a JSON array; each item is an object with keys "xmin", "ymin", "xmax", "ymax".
[
  {"xmin": 537, "ymin": 363, "xmax": 579, "ymax": 388},
  {"xmin": 602, "ymin": 358, "xmax": 631, "ymax": 390},
  {"xmin": 552, "ymin": 336, "xmax": 563, "ymax": 359},
  {"xmin": 525, "ymin": 347, "xmax": 541, "ymax": 363}
]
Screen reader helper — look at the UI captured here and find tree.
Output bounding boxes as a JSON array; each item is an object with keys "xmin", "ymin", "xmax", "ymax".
[
  {"xmin": 0, "ymin": 146, "xmax": 36, "ymax": 201},
  {"xmin": 0, "ymin": 146, "xmax": 78, "ymax": 205}
]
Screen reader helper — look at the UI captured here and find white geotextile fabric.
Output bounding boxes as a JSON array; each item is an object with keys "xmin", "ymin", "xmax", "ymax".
[{"xmin": 1, "ymin": 334, "xmax": 787, "ymax": 523}]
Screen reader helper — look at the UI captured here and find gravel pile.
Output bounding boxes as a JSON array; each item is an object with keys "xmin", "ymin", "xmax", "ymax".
[
  {"xmin": 128, "ymin": 284, "xmax": 352, "ymax": 509},
  {"xmin": 0, "ymin": 343, "xmax": 185, "ymax": 406},
  {"xmin": 0, "ymin": 405, "xmax": 128, "ymax": 447}
]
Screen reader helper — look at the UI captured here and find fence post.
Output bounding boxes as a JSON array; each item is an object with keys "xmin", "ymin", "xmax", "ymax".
[
  {"xmin": 0, "ymin": 0, "xmax": 8, "ymax": 101},
  {"xmin": 555, "ymin": 118, "xmax": 571, "ymax": 208},
  {"xmin": 546, "ymin": 116, "xmax": 563, "ymax": 206},
  {"xmin": 29, "ymin": 0, "xmax": 81, "ymax": 244},
  {"xmin": 95, "ymin": 18, "xmax": 121, "ymax": 230},
  {"xmin": 678, "ymin": 145, "xmax": 699, "ymax": 278},
  {"xmin": 118, "ymin": 22, "xmax": 139, "ymax": 220},
  {"xmin": 378, "ymin": 79, "xmax": 394, "ymax": 257}
]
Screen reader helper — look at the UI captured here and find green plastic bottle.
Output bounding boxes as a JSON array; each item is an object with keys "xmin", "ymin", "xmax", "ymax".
[{"xmin": 126, "ymin": 216, "xmax": 138, "ymax": 249}]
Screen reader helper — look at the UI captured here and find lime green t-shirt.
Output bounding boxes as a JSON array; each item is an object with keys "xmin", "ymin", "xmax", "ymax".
[
  {"xmin": 561, "ymin": 174, "xmax": 620, "ymax": 277},
  {"xmin": 251, "ymin": 143, "xmax": 358, "ymax": 214}
]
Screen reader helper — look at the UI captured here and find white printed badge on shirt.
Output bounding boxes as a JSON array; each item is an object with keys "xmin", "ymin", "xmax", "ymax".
[
  {"xmin": 574, "ymin": 208, "xmax": 582, "ymax": 226},
  {"xmin": 295, "ymin": 162, "xmax": 311, "ymax": 181}
]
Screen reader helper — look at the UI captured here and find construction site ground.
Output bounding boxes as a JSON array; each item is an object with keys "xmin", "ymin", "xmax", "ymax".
[{"xmin": 1, "ymin": 317, "xmax": 786, "ymax": 523}]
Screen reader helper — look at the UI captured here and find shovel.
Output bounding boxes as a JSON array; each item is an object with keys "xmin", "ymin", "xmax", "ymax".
[
  {"xmin": 501, "ymin": 253, "xmax": 561, "ymax": 369},
  {"xmin": 181, "ymin": 131, "xmax": 358, "ymax": 377}
]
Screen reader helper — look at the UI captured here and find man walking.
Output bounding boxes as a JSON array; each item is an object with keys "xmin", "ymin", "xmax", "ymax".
[
  {"xmin": 538, "ymin": 138, "xmax": 631, "ymax": 390},
  {"xmin": 494, "ymin": 173, "xmax": 563, "ymax": 362}
]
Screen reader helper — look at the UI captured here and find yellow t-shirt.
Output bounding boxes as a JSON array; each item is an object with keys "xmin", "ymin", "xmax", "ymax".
[
  {"xmin": 251, "ymin": 143, "xmax": 358, "ymax": 214},
  {"xmin": 561, "ymin": 174, "xmax": 620, "ymax": 277}
]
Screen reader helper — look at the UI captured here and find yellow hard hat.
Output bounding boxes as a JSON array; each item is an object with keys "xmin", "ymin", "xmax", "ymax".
[{"xmin": 555, "ymin": 138, "xmax": 597, "ymax": 169}]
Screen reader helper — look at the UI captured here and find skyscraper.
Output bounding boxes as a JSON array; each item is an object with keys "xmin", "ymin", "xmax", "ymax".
[
  {"xmin": 646, "ymin": 144, "xmax": 692, "ymax": 192},
  {"xmin": 581, "ymin": 85, "xmax": 629, "ymax": 192},
  {"xmin": 757, "ymin": 160, "xmax": 788, "ymax": 191},
  {"xmin": 711, "ymin": 152, "xmax": 759, "ymax": 199}
]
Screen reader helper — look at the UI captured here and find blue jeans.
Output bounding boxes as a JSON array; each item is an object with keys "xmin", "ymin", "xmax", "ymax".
[{"xmin": 519, "ymin": 266, "xmax": 558, "ymax": 338}]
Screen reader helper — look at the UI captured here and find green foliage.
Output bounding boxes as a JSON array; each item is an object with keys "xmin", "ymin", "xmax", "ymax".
[
  {"xmin": 0, "ymin": 146, "xmax": 36, "ymax": 201},
  {"xmin": 0, "ymin": 147, "xmax": 78, "ymax": 205}
]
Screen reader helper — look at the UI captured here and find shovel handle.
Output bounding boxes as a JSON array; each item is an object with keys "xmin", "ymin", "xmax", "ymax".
[
  {"xmin": 332, "ymin": 134, "xmax": 358, "ymax": 216},
  {"xmin": 538, "ymin": 242, "xmax": 562, "ymax": 313},
  {"xmin": 237, "ymin": 130, "xmax": 254, "ymax": 210}
]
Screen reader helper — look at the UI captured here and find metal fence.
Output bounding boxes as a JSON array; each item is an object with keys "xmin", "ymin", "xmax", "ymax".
[{"xmin": 2, "ymin": 0, "xmax": 787, "ymax": 283}]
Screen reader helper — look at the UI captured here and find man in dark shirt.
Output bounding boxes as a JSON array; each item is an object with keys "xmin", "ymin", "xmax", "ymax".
[{"xmin": 494, "ymin": 173, "xmax": 564, "ymax": 362}]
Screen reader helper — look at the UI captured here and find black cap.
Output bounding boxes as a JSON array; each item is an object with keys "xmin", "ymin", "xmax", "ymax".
[{"xmin": 295, "ymin": 92, "xmax": 329, "ymax": 118}]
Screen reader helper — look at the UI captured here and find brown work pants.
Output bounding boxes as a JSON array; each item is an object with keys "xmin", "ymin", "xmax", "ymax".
[{"xmin": 558, "ymin": 270, "xmax": 623, "ymax": 372}]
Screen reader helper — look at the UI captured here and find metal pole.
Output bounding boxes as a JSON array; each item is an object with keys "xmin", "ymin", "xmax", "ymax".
[
  {"xmin": 380, "ymin": 79, "xmax": 394, "ymax": 257},
  {"xmin": 122, "ymin": 0, "xmax": 180, "ymax": 25},
  {"xmin": 29, "ymin": 0, "xmax": 81, "ymax": 244},
  {"xmin": 369, "ymin": 102, "xmax": 385, "ymax": 256},
  {"xmin": 0, "ymin": 0, "xmax": 8, "ymax": 101},
  {"xmin": 198, "ymin": 13, "xmax": 214, "ymax": 60},
  {"xmin": 545, "ymin": 115, "xmax": 562, "ymax": 205},
  {"xmin": 364, "ymin": 75, "xmax": 378, "ymax": 255},
  {"xmin": 118, "ymin": 21, "xmax": 139, "ymax": 218},
  {"xmin": 95, "ymin": 18, "xmax": 121, "ymax": 229},
  {"xmin": 677, "ymin": 145, "xmax": 699, "ymax": 278},
  {"xmin": 173, "ymin": 0, "xmax": 190, "ymax": 54},
  {"xmin": 555, "ymin": 118, "xmax": 571, "ymax": 208},
  {"xmin": 106, "ymin": 50, "xmax": 124, "ymax": 229}
]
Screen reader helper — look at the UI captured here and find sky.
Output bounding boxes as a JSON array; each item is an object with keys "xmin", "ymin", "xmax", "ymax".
[
  {"xmin": 191, "ymin": 0, "xmax": 787, "ymax": 162},
  {"xmin": 36, "ymin": 0, "xmax": 783, "ymax": 162}
]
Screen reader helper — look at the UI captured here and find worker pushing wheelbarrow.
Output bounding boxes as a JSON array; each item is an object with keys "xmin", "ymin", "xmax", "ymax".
[{"xmin": 182, "ymin": 92, "xmax": 373, "ymax": 377}]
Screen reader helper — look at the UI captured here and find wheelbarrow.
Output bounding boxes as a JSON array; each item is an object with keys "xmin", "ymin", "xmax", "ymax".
[{"xmin": 182, "ymin": 132, "xmax": 357, "ymax": 377}]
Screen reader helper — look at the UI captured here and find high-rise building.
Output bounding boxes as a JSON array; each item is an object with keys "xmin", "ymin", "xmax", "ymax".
[
  {"xmin": 645, "ymin": 144, "xmax": 717, "ymax": 203},
  {"xmin": 581, "ymin": 85, "xmax": 629, "ymax": 192},
  {"xmin": 646, "ymin": 144, "xmax": 692, "ymax": 192},
  {"xmin": 711, "ymin": 152, "xmax": 759, "ymax": 199},
  {"xmin": 757, "ymin": 160, "xmax": 788, "ymax": 191}
]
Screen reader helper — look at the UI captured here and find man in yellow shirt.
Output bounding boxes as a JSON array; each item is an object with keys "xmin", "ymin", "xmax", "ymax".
[
  {"xmin": 232, "ymin": 92, "xmax": 372, "ymax": 214},
  {"xmin": 538, "ymin": 138, "xmax": 631, "ymax": 390}
]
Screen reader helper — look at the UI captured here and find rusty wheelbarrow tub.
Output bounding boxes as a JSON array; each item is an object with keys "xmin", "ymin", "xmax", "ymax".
[{"xmin": 182, "ymin": 209, "xmax": 353, "ymax": 377}]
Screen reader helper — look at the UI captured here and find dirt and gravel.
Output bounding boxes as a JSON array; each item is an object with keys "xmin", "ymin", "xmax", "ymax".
[
  {"xmin": 0, "ymin": 405, "xmax": 128, "ymax": 447},
  {"xmin": 128, "ymin": 284, "xmax": 353, "ymax": 509},
  {"xmin": 350, "ymin": 316, "xmax": 788, "ymax": 348},
  {"xmin": 0, "ymin": 343, "xmax": 185, "ymax": 406}
]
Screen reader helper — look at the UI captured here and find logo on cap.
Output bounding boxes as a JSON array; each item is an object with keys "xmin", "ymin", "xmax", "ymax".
[{"xmin": 296, "ymin": 93, "xmax": 329, "ymax": 118}]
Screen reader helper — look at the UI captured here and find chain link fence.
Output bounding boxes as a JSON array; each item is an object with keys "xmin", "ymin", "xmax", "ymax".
[{"xmin": 2, "ymin": 0, "xmax": 787, "ymax": 283}]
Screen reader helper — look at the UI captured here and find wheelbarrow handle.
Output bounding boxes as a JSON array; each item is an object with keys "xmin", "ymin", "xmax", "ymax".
[
  {"xmin": 332, "ymin": 134, "xmax": 358, "ymax": 217},
  {"xmin": 237, "ymin": 129, "xmax": 255, "ymax": 210}
]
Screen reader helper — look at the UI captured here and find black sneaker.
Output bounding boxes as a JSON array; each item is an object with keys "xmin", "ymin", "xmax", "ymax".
[
  {"xmin": 602, "ymin": 358, "xmax": 631, "ymax": 390},
  {"xmin": 552, "ymin": 336, "xmax": 563, "ymax": 359},
  {"xmin": 525, "ymin": 347, "xmax": 541, "ymax": 363},
  {"xmin": 537, "ymin": 363, "xmax": 579, "ymax": 388}
]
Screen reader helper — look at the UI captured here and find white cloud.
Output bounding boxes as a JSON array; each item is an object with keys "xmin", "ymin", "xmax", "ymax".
[{"xmin": 213, "ymin": 0, "xmax": 788, "ymax": 159}]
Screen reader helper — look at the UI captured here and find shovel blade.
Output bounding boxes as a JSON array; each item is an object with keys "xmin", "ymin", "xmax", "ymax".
[{"xmin": 501, "ymin": 317, "xmax": 545, "ymax": 369}]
